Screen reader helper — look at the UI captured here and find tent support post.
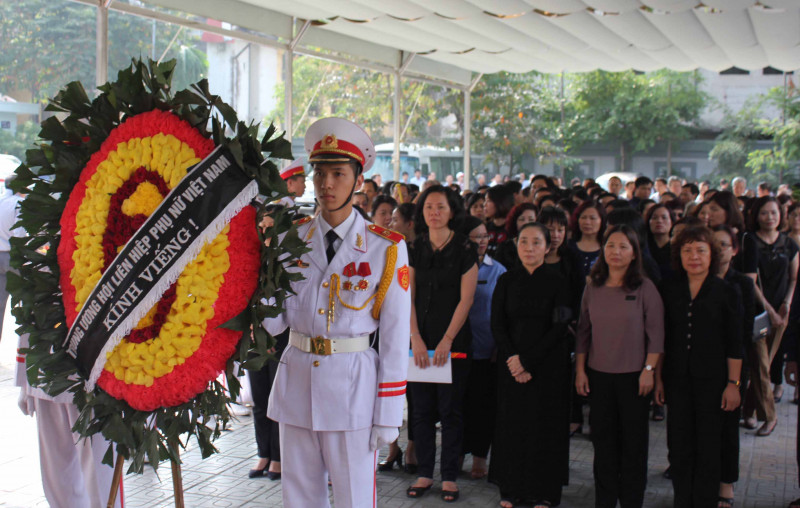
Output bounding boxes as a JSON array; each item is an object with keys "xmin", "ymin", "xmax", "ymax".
[
  {"xmin": 464, "ymin": 73, "xmax": 482, "ymax": 191},
  {"xmin": 96, "ymin": 1, "xmax": 109, "ymax": 89}
]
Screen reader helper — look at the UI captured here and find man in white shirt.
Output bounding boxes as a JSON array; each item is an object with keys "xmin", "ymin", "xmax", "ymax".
[{"xmin": 0, "ymin": 174, "xmax": 25, "ymax": 341}]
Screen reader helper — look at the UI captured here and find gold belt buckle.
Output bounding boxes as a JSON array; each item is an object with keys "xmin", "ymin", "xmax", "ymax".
[{"xmin": 309, "ymin": 336, "xmax": 332, "ymax": 356}]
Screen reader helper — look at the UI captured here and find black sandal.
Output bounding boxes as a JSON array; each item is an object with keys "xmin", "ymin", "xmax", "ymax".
[
  {"xmin": 718, "ymin": 496, "xmax": 734, "ymax": 508},
  {"xmin": 442, "ymin": 489, "xmax": 460, "ymax": 503},
  {"xmin": 789, "ymin": 497, "xmax": 800, "ymax": 508},
  {"xmin": 534, "ymin": 501, "xmax": 553, "ymax": 508},
  {"xmin": 406, "ymin": 484, "xmax": 432, "ymax": 498}
]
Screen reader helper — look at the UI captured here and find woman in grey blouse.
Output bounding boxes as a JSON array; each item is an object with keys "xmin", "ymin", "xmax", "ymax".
[{"xmin": 575, "ymin": 224, "xmax": 665, "ymax": 508}]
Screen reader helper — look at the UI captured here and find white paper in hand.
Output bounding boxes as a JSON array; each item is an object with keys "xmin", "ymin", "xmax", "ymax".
[{"xmin": 407, "ymin": 350, "xmax": 452, "ymax": 384}]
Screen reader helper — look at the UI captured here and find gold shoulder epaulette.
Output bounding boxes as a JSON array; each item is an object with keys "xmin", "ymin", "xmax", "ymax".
[
  {"xmin": 368, "ymin": 224, "xmax": 404, "ymax": 244},
  {"xmin": 293, "ymin": 215, "xmax": 312, "ymax": 226}
]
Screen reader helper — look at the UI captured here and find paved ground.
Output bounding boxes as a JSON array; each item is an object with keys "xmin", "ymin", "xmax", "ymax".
[{"xmin": 1, "ymin": 321, "xmax": 799, "ymax": 507}]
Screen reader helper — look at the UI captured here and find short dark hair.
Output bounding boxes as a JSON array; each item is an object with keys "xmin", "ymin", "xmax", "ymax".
[
  {"xmin": 505, "ymin": 203, "xmax": 539, "ymax": 238},
  {"xmin": 413, "ymin": 184, "xmax": 465, "ymax": 235},
  {"xmin": 635, "ymin": 176, "xmax": 653, "ymax": 188},
  {"xmin": 571, "ymin": 200, "xmax": 607, "ymax": 241},
  {"xmin": 461, "ymin": 215, "xmax": 484, "ymax": 237},
  {"xmin": 371, "ymin": 195, "xmax": 397, "ymax": 219},
  {"xmin": 607, "ymin": 207, "xmax": 648, "ymax": 250},
  {"xmin": 466, "ymin": 192, "xmax": 484, "ymax": 212},
  {"xmin": 538, "ymin": 205, "xmax": 569, "ymax": 229},
  {"xmin": 505, "ymin": 181, "xmax": 522, "ymax": 194},
  {"xmin": 362, "ymin": 179, "xmax": 379, "ymax": 193},
  {"xmin": 712, "ymin": 224, "xmax": 739, "ymax": 252},
  {"xmin": 571, "ymin": 187, "xmax": 589, "ymax": 202},
  {"xmin": 682, "ymin": 183, "xmax": 699, "ymax": 196},
  {"xmin": 590, "ymin": 225, "xmax": 645, "ymax": 291},
  {"xmin": 671, "ymin": 225, "xmax": 720, "ymax": 276},
  {"xmin": 395, "ymin": 202, "xmax": 416, "ymax": 223},
  {"xmin": 517, "ymin": 222, "xmax": 551, "ymax": 248},
  {"xmin": 606, "ymin": 199, "xmax": 631, "ymax": 210}
]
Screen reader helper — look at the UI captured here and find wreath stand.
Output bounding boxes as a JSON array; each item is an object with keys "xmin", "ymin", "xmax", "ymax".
[{"xmin": 106, "ymin": 440, "xmax": 185, "ymax": 508}]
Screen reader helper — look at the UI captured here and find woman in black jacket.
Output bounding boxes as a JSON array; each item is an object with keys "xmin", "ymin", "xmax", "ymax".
[
  {"xmin": 655, "ymin": 225, "xmax": 743, "ymax": 508},
  {"xmin": 713, "ymin": 225, "xmax": 756, "ymax": 507}
]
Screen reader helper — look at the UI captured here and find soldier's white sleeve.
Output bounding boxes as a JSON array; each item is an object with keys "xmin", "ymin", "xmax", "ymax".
[{"xmin": 373, "ymin": 240, "xmax": 411, "ymax": 427}]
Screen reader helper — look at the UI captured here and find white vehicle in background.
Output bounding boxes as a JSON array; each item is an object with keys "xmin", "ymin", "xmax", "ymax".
[
  {"xmin": 595, "ymin": 171, "xmax": 639, "ymax": 193},
  {"xmin": 366, "ymin": 143, "xmax": 484, "ymax": 186},
  {"xmin": 0, "ymin": 155, "xmax": 21, "ymax": 197}
]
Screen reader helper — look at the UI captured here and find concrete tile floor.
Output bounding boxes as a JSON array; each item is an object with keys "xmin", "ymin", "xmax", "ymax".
[{"xmin": 1, "ymin": 325, "xmax": 798, "ymax": 507}]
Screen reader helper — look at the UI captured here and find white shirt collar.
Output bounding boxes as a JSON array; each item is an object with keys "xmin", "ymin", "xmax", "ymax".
[
  {"xmin": 481, "ymin": 254, "xmax": 494, "ymax": 266},
  {"xmin": 319, "ymin": 208, "xmax": 357, "ymax": 241}
]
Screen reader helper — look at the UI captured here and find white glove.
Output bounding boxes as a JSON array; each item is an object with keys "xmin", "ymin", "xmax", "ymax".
[
  {"xmin": 17, "ymin": 387, "xmax": 35, "ymax": 416},
  {"xmin": 369, "ymin": 425, "xmax": 399, "ymax": 452}
]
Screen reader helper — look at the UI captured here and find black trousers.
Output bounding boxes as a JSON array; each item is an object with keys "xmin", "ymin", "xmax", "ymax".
[
  {"xmin": 588, "ymin": 369, "xmax": 650, "ymax": 508},
  {"xmin": 667, "ymin": 375, "xmax": 726, "ymax": 508},
  {"xmin": 248, "ymin": 331, "xmax": 287, "ymax": 461},
  {"xmin": 461, "ymin": 358, "xmax": 496, "ymax": 459},
  {"xmin": 409, "ymin": 358, "xmax": 470, "ymax": 482}
]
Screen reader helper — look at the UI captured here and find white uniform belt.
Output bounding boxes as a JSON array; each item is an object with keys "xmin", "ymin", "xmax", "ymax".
[{"xmin": 289, "ymin": 330, "xmax": 371, "ymax": 356}]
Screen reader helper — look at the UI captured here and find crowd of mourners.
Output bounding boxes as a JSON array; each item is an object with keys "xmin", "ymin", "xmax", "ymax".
[{"xmin": 253, "ymin": 169, "xmax": 800, "ymax": 508}]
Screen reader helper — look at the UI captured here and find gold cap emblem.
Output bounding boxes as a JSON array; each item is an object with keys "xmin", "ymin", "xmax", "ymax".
[{"xmin": 321, "ymin": 134, "xmax": 338, "ymax": 149}]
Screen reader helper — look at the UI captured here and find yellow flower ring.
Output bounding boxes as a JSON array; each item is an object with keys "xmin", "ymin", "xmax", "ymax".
[{"xmin": 57, "ymin": 109, "xmax": 259, "ymax": 411}]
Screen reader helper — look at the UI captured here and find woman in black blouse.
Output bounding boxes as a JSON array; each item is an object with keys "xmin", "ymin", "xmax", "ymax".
[
  {"xmin": 490, "ymin": 223, "xmax": 572, "ymax": 508},
  {"xmin": 646, "ymin": 203, "xmax": 676, "ymax": 280},
  {"xmin": 484, "ymin": 185, "xmax": 515, "ymax": 258},
  {"xmin": 407, "ymin": 185, "xmax": 478, "ymax": 503},
  {"xmin": 655, "ymin": 225, "xmax": 743, "ymax": 508},
  {"xmin": 713, "ymin": 225, "xmax": 756, "ymax": 507}
]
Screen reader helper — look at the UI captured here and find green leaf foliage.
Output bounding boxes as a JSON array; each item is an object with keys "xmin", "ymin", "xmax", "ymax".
[{"xmin": 10, "ymin": 58, "xmax": 300, "ymax": 474}]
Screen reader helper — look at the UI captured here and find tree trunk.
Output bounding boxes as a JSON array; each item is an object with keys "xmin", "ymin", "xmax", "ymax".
[
  {"xmin": 667, "ymin": 140, "xmax": 673, "ymax": 176},
  {"xmin": 620, "ymin": 143, "xmax": 626, "ymax": 172}
]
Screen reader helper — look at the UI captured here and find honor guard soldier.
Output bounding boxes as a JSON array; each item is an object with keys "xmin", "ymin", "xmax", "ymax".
[
  {"xmin": 274, "ymin": 157, "xmax": 307, "ymax": 207},
  {"xmin": 263, "ymin": 117, "xmax": 411, "ymax": 508}
]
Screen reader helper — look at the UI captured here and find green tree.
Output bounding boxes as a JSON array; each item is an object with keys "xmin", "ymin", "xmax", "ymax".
[
  {"xmin": 470, "ymin": 72, "xmax": 563, "ymax": 175},
  {"xmin": 566, "ymin": 70, "xmax": 707, "ymax": 173},
  {"xmin": 0, "ymin": 0, "xmax": 207, "ymax": 101},
  {"xmin": 0, "ymin": 122, "xmax": 40, "ymax": 159},
  {"xmin": 709, "ymin": 97, "xmax": 766, "ymax": 180},
  {"xmin": 269, "ymin": 55, "xmax": 460, "ymax": 145},
  {"xmin": 745, "ymin": 85, "xmax": 800, "ymax": 185}
]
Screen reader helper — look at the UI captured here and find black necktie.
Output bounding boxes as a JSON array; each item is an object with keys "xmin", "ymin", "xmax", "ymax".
[{"xmin": 325, "ymin": 230, "xmax": 338, "ymax": 264}]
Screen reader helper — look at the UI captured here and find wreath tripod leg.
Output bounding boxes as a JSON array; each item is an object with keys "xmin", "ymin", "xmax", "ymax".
[
  {"xmin": 170, "ymin": 439, "xmax": 185, "ymax": 508},
  {"xmin": 106, "ymin": 452, "xmax": 125, "ymax": 508}
]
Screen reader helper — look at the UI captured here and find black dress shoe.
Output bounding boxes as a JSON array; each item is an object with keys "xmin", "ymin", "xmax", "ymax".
[
  {"xmin": 266, "ymin": 471, "xmax": 281, "ymax": 481},
  {"xmin": 378, "ymin": 449, "xmax": 403, "ymax": 472},
  {"xmin": 248, "ymin": 466, "xmax": 268, "ymax": 478}
]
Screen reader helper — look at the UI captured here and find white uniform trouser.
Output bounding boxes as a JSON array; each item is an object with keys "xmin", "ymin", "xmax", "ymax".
[
  {"xmin": 34, "ymin": 398, "xmax": 121, "ymax": 508},
  {"xmin": 280, "ymin": 423, "xmax": 377, "ymax": 508}
]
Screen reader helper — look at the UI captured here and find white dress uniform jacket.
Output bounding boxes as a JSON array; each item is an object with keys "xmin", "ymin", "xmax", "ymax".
[{"xmin": 265, "ymin": 210, "xmax": 411, "ymax": 432}]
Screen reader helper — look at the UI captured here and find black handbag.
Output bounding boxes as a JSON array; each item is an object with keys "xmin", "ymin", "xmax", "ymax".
[{"xmin": 753, "ymin": 267, "xmax": 771, "ymax": 343}]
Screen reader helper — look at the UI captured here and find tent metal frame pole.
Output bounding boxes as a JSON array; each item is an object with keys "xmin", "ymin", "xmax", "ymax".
[
  {"xmin": 393, "ymin": 69, "xmax": 401, "ymax": 180},
  {"xmin": 96, "ymin": 0, "xmax": 109, "ymax": 88},
  {"xmin": 286, "ymin": 20, "xmax": 311, "ymax": 141},
  {"xmin": 71, "ymin": 0, "xmax": 471, "ymax": 91},
  {"xmin": 463, "ymin": 73, "xmax": 482, "ymax": 191},
  {"xmin": 392, "ymin": 51, "xmax": 415, "ymax": 180},
  {"xmin": 285, "ymin": 47, "xmax": 293, "ymax": 144}
]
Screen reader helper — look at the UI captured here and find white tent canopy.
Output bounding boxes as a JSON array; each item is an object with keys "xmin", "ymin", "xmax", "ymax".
[
  {"xmin": 139, "ymin": 0, "xmax": 800, "ymax": 80},
  {"xmin": 83, "ymin": 0, "xmax": 800, "ymax": 181}
]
